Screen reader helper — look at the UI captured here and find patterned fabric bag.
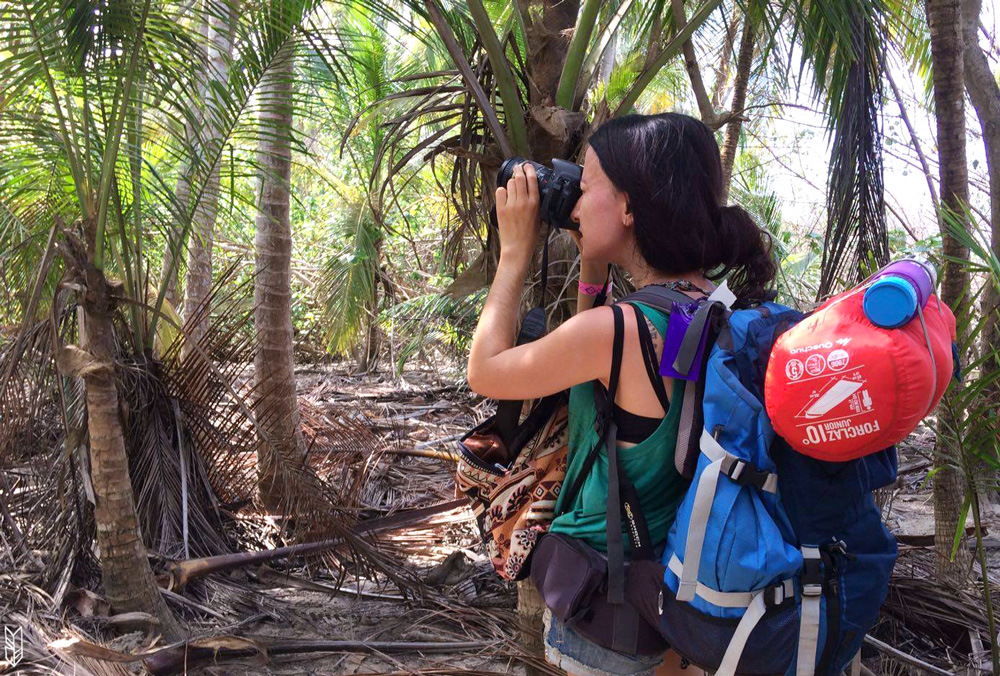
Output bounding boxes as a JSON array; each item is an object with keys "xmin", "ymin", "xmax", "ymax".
[{"xmin": 455, "ymin": 390, "xmax": 569, "ymax": 580}]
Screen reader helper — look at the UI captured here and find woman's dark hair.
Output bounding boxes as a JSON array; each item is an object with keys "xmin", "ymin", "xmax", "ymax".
[{"xmin": 588, "ymin": 112, "xmax": 776, "ymax": 301}]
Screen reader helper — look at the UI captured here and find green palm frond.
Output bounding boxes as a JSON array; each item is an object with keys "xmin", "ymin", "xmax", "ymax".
[
  {"xmin": 885, "ymin": 0, "xmax": 933, "ymax": 104},
  {"xmin": 783, "ymin": 0, "xmax": 889, "ymax": 296},
  {"xmin": 318, "ymin": 200, "xmax": 381, "ymax": 354}
]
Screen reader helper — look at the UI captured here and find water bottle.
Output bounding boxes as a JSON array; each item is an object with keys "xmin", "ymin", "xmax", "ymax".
[{"xmin": 862, "ymin": 258, "xmax": 937, "ymax": 328}]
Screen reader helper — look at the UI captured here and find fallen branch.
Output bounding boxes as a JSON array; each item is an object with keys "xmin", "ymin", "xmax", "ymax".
[
  {"xmin": 895, "ymin": 525, "xmax": 985, "ymax": 547},
  {"xmin": 863, "ymin": 635, "xmax": 954, "ymax": 676},
  {"xmin": 252, "ymin": 566, "xmax": 407, "ymax": 600},
  {"xmin": 383, "ymin": 447, "xmax": 460, "ymax": 461},
  {"xmin": 163, "ymin": 499, "xmax": 467, "ymax": 589},
  {"xmin": 142, "ymin": 638, "xmax": 491, "ymax": 675}
]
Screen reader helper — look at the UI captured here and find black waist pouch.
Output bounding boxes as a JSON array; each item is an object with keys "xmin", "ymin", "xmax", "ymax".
[{"xmin": 530, "ymin": 532, "xmax": 668, "ymax": 657}]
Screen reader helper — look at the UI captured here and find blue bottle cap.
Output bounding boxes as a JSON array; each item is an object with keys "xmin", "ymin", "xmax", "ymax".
[{"xmin": 863, "ymin": 276, "xmax": 918, "ymax": 328}]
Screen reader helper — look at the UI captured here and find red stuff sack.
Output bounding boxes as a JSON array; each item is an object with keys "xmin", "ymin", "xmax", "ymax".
[{"xmin": 764, "ymin": 290, "xmax": 956, "ymax": 461}]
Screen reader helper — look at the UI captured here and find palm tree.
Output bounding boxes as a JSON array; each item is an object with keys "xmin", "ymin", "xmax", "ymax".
[
  {"xmin": 252, "ymin": 45, "xmax": 306, "ymax": 508},
  {"xmin": 926, "ymin": 0, "xmax": 973, "ymax": 586},
  {"xmin": 181, "ymin": 1, "xmax": 241, "ymax": 359},
  {"xmin": 0, "ymin": 0, "xmax": 196, "ymax": 634},
  {"xmin": 160, "ymin": 3, "xmax": 235, "ymax": 312},
  {"xmin": 316, "ymin": 6, "xmax": 401, "ymax": 372},
  {"xmin": 0, "ymin": 0, "xmax": 381, "ymax": 627}
]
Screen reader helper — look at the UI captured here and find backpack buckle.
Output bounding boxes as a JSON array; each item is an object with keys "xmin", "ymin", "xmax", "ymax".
[
  {"xmin": 765, "ymin": 583, "xmax": 791, "ymax": 607},
  {"xmin": 801, "ymin": 557, "xmax": 824, "ymax": 593},
  {"xmin": 723, "ymin": 459, "xmax": 774, "ymax": 491},
  {"xmin": 802, "ymin": 583, "xmax": 824, "ymax": 597}
]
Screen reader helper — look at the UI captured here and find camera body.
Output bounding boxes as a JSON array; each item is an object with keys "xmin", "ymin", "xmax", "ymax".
[{"xmin": 498, "ymin": 157, "xmax": 582, "ymax": 230}]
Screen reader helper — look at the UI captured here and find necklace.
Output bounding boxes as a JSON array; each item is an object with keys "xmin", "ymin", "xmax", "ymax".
[{"xmin": 644, "ymin": 279, "xmax": 712, "ymax": 296}]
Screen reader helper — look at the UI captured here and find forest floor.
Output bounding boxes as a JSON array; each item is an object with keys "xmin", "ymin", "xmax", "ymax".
[
  {"xmin": 185, "ymin": 361, "xmax": 999, "ymax": 675},
  {"xmin": 8, "ymin": 360, "xmax": 999, "ymax": 675}
]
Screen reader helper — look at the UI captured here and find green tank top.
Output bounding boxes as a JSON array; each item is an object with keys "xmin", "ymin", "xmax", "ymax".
[{"xmin": 549, "ymin": 302, "xmax": 689, "ymax": 554}]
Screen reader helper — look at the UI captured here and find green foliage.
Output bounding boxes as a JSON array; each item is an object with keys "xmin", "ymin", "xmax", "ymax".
[
  {"xmin": 380, "ymin": 288, "xmax": 486, "ymax": 374},
  {"xmin": 936, "ymin": 210, "xmax": 1000, "ymax": 673}
]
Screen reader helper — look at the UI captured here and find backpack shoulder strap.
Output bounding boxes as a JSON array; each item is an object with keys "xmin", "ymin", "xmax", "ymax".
[{"xmin": 623, "ymin": 284, "xmax": 696, "ymax": 310}]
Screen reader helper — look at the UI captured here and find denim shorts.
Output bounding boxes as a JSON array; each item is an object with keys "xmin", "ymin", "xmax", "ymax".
[{"xmin": 542, "ymin": 607, "xmax": 664, "ymax": 676}]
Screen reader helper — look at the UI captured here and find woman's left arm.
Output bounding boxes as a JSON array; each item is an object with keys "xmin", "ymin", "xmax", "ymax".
[{"xmin": 467, "ymin": 163, "xmax": 611, "ymax": 400}]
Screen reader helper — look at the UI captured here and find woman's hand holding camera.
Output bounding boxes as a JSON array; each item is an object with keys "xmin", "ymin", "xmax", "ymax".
[{"xmin": 495, "ymin": 162, "xmax": 540, "ymax": 263}]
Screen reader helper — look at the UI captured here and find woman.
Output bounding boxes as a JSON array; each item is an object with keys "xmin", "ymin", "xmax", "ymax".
[{"xmin": 467, "ymin": 113, "xmax": 776, "ymax": 676}]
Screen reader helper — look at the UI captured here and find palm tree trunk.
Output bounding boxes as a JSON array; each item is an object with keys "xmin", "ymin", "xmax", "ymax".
[
  {"xmin": 720, "ymin": 16, "xmax": 756, "ymax": 204},
  {"xmin": 253, "ymin": 48, "xmax": 304, "ymax": 509},
  {"xmin": 961, "ymin": 0, "xmax": 1000, "ymax": 371},
  {"xmin": 60, "ymin": 235, "xmax": 181, "ymax": 638},
  {"xmin": 161, "ymin": 170, "xmax": 190, "ymax": 310},
  {"xmin": 181, "ymin": 2, "xmax": 239, "ymax": 360},
  {"xmin": 523, "ymin": 0, "xmax": 583, "ymax": 163},
  {"xmin": 516, "ymin": 579, "xmax": 547, "ymax": 667},
  {"xmin": 927, "ymin": 0, "xmax": 972, "ymax": 587}
]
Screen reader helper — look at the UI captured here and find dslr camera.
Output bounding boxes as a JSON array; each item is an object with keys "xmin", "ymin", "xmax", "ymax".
[{"xmin": 498, "ymin": 157, "xmax": 582, "ymax": 230}]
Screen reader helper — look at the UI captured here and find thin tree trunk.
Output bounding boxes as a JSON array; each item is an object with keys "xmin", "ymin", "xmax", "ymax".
[
  {"xmin": 253, "ymin": 48, "xmax": 304, "ymax": 510},
  {"xmin": 516, "ymin": 580, "xmax": 547, "ymax": 665},
  {"xmin": 719, "ymin": 15, "xmax": 755, "ymax": 204},
  {"xmin": 885, "ymin": 66, "xmax": 940, "ymax": 211},
  {"xmin": 181, "ymin": 2, "xmax": 239, "ymax": 360},
  {"xmin": 962, "ymin": 0, "xmax": 1000, "ymax": 370},
  {"xmin": 643, "ymin": 3, "xmax": 664, "ymax": 71},
  {"xmin": 710, "ymin": 8, "xmax": 742, "ymax": 111},
  {"xmin": 159, "ymin": 5, "xmax": 211, "ymax": 310},
  {"xmin": 519, "ymin": 2, "xmax": 583, "ymax": 664},
  {"xmin": 671, "ymin": 0, "xmax": 716, "ymax": 124},
  {"xmin": 60, "ymin": 234, "xmax": 181, "ymax": 638},
  {"xmin": 926, "ymin": 0, "xmax": 972, "ymax": 587}
]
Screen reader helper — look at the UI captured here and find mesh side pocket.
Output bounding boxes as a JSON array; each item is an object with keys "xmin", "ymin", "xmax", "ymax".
[{"xmin": 658, "ymin": 589, "xmax": 797, "ymax": 676}]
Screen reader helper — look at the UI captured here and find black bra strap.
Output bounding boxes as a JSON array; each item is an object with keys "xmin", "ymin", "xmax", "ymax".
[
  {"xmin": 630, "ymin": 304, "xmax": 670, "ymax": 411},
  {"xmin": 604, "ymin": 304, "xmax": 626, "ymax": 413}
]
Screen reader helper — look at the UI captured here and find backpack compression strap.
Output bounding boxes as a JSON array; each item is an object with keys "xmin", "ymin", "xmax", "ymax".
[
  {"xmin": 675, "ymin": 430, "xmax": 779, "ymax": 603},
  {"xmin": 797, "ymin": 546, "xmax": 823, "ymax": 676},
  {"xmin": 695, "ymin": 544, "xmax": 822, "ymax": 676}
]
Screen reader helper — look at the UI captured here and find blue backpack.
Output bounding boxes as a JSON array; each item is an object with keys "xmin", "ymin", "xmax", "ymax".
[{"xmin": 625, "ymin": 285, "xmax": 898, "ymax": 676}]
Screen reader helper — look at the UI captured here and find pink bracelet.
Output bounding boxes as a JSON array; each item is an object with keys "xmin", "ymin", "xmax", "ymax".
[{"xmin": 579, "ymin": 280, "xmax": 609, "ymax": 296}]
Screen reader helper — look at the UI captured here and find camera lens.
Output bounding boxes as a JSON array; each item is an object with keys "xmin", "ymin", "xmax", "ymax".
[{"xmin": 498, "ymin": 157, "xmax": 522, "ymax": 188}]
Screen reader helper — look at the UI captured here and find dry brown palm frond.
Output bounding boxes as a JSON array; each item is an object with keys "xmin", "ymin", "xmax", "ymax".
[
  {"xmin": 0, "ymin": 577, "xmax": 133, "ymax": 676},
  {"xmin": 157, "ymin": 265, "xmax": 423, "ymax": 594},
  {"xmin": 114, "ymin": 348, "xmax": 232, "ymax": 561},
  {"xmin": 0, "ymin": 306, "xmax": 97, "ymax": 594},
  {"xmin": 881, "ymin": 547, "xmax": 997, "ymax": 669},
  {"xmin": 2, "ymin": 260, "xmax": 425, "ymax": 603}
]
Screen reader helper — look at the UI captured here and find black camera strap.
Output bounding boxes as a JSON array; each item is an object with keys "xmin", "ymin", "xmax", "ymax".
[{"xmin": 494, "ymin": 216, "xmax": 553, "ymax": 447}]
